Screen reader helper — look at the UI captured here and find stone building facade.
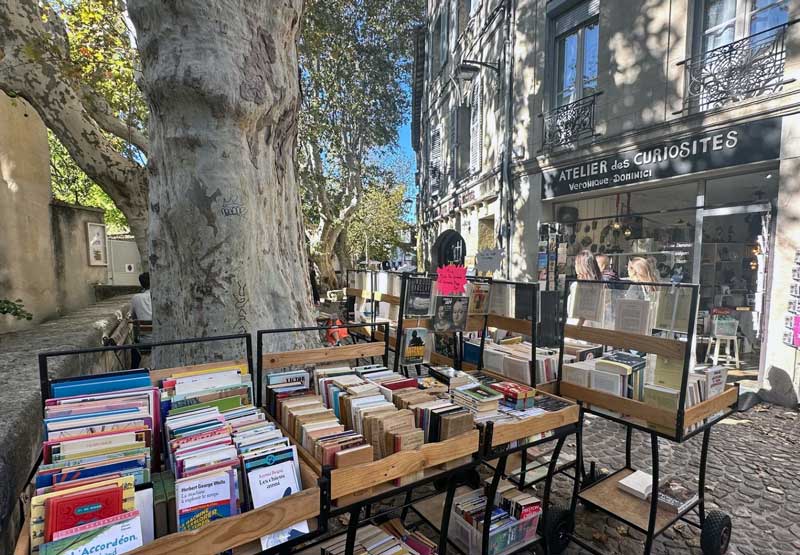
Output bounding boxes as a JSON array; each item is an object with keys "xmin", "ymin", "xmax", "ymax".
[{"xmin": 413, "ymin": 0, "xmax": 800, "ymax": 391}]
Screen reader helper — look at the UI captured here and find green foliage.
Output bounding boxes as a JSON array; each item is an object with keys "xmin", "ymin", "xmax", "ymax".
[
  {"xmin": 299, "ymin": 0, "xmax": 423, "ymax": 240},
  {"xmin": 46, "ymin": 0, "xmax": 147, "ymax": 152},
  {"xmin": 348, "ymin": 184, "xmax": 411, "ymax": 263},
  {"xmin": 49, "ymin": 131, "xmax": 129, "ymax": 233},
  {"xmin": 0, "ymin": 299, "xmax": 33, "ymax": 320}
]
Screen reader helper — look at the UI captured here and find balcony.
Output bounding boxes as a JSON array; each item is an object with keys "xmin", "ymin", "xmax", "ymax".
[
  {"xmin": 541, "ymin": 93, "xmax": 601, "ymax": 151},
  {"xmin": 678, "ymin": 22, "xmax": 797, "ymax": 113}
]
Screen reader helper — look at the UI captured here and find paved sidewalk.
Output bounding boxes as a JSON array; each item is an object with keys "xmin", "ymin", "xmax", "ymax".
[{"xmin": 551, "ymin": 403, "xmax": 800, "ymax": 555}]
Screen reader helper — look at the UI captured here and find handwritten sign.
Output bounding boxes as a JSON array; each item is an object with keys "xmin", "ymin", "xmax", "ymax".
[
  {"xmin": 475, "ymin": 248, "xmax": 504, "ymax": 273},
  {"xmin": 437, "ymin": 265, "xmax": 468, "ymax": 295}
]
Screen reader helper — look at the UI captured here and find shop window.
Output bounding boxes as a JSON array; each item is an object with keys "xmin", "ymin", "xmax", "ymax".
[
  {"xmin": 478, "ymin": 216, "xmax": 495, "ymax": 250},
  {"xmin": 552, "ymin": 183, "xmax": 698, "ymax": 282},
  {"xmin": 553, "ymin": 2, "xmax": 599, "ymax": 107},
  {"xmin": 704, "ymin": 171, "xmax": 778, "ymax": 208}
]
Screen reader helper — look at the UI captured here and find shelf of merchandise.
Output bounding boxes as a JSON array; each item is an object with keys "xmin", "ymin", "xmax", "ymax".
[{"xmin": 556, "ymin": 279, "xmax": 739, "ymax": 555}]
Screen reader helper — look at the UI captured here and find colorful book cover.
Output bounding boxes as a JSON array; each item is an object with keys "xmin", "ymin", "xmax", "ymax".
[
  {"xmin": 50, "ymin": 372, "xmax": 152, "ymax": 399},
  {"xmin": 401, "ymin": 328, "xmax": 428, "ymax": 365},
  {"xmin": 245, "ymin": 446, "xmax": 309, "ymax": 549},
  {"xmin": 40, "ymin": 511, "xmax": 142, "ymax": 555},
  {"xmin": 175, "ymin": 468, "xmax": 238, "ymax": 531},
  {"xmin": 44, "ymin": 485, "xmax": 123, "ymax": 542}
]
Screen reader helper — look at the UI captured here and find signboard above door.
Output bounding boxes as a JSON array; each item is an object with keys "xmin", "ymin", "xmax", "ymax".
[{"xmin": 542, "ymin": 118, "xmax": 782, "ymax": 199}]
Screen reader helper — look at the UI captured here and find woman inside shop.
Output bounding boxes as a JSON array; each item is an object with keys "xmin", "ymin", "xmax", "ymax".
[
  {"xmin": 626, "ymin": 256, "xmax": 661, "ymax": 301},
  {"xmin": 575, "ymin": 250, "xmax": 602, "ymax": 281},
  {"xmin": 568, "ymin": 250, "xmax": 604, "ymax": 327}
]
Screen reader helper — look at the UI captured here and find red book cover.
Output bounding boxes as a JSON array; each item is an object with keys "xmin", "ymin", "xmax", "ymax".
[
  {"xmin": 384, "ymin": 379, "xmax": 419, "ymax": 391},
  {"xmin": 44, "ymin": 485, "xmax": 123, "ymax": 541}
]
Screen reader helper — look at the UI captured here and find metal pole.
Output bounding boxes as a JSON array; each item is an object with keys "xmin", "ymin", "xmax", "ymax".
[
  {"xmin": 698, "ymin": 427, "xmax": 712, "ymax": 526},
  {"xmin": 644, "ymin": 432, "xmax": 660, "ymax": 555}
]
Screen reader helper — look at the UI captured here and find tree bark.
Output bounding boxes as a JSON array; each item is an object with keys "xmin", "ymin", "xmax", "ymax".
[
  {"xmin": 0, "ymin": 0, "xmax": 150, "ymax": 263},
  {"xmin": 128, "ymin": 0, "xmax": 315, "ymax": 364}
]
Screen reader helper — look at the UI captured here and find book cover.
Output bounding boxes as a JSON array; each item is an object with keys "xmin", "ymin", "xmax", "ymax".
[
  {"xmin": 617, "ymin": 470, "xmax": 652, "ymax": 500},
  {"xmin": 405, "ymin": 277, "xmax": 433, "ymax": 317},
  {"xmin": 44, "ymin": 485, "xmax": 124, "ymax": 541},
  {"xmin": 175, "ymin": 469, "xmax": 237, "ymax": 532},
  {"xmin": 467, "ymin": 282, "xmax": 491, "ymax": 315},
  {"xmin": 433, "ymin": 333, "xmax": 456, "ymax": 359},
  {"xmin": 433, "ymin": 296, "xmax": 467, "ymax": 332},
  {"xmin": 40, "ymin": 511, "xmax": 142, "ymax": 555},
  {"xmin": 656, "ymin": 478, "xmax": 698, "ymax": 513},
  {"xmin": 401, "ymin": 328, "xmax": 428, "ymax": 365},
  {"xmin": 245, "ymin": 446, "xmax": 309, "ymax": 549},
  {"xmin": 613, "ymin": 298, "xmax": 652, "ymax": 335},
  {"xmin": 514, "ymin": 284, "xmax": 536, "ymax": 321}
]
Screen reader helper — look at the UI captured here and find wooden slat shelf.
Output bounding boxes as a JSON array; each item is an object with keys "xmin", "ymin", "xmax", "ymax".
[
  {"xmin": 429, "ymin": 352, "xmax": 478, "ymax": 371},
  {"xmin": 578, "ymin": 468, "xmax": 689, "ymax": 534},
  {"xmin": 683, "ymin": 385, "xmax": 738, "ymax": 428},
  {"xmin": 559, "ymin": 382, "xmax": 677, "ymax": 432},
  {"xmin": 489, "ymin": 401, "xmax": 579, "ymax": 448},
  {"xmin": 261, "ymin": 342, "xmax": 385, "ymax": 370},
  {"xmin": 346, "ymin": 288, "xmax": 401, "ymax": 305},
  {"xmin": 128, "ymin": 488, "xmax": 320, "ymax": 555},
  {"xmin": 487, "ymin": 314, "xmax": 534, "ymax": 336},
  {"xmin": 564, "ymin": 324, "xmax": 687, "ymax": 360}
]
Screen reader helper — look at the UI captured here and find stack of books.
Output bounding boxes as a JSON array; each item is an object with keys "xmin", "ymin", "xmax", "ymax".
[
  {"xmin": 428, "ymin": 366, "xmax": 475, "ymax": 390},
  {"xmin": 452, "ymin": 384, "xmax": 504, "ymax": 415},
  {"xmin": 452, "ymin": 488, "xmax": 540, "ymax": 553},
  {"xmin": 617, "ymin": 472, "xmax": 698, "ymax": 515},
  {"xmin": 489, "ymin": 381, "xmax": 536, "ymax": 410},
  {"xmin": 32, "ymin": 370, "xmax": 158, "ymax": 554}
]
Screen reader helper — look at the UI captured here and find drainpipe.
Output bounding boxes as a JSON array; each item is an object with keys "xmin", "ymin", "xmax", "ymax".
[{"xmin": 502, "ymin": 0, "xmax": 516, "ymax": 279}]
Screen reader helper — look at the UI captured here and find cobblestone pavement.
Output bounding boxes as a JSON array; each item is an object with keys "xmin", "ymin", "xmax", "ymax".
[{"xmin": 541, "ymin": 403, "xmax": 800, "ymax": 555}]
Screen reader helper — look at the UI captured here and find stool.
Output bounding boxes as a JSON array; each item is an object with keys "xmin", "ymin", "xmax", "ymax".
[{"xmin": 705, "ymin": 335, "xmax": 740, "ymax": 369}]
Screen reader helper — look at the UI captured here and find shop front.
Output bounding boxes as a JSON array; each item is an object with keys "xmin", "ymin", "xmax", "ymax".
[{"xmin": 538, "ymin": 117, "xmax": 783, "ymax": 375}]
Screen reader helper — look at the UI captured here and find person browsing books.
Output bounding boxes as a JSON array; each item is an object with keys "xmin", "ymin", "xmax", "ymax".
[{"xmin": 626, "ymin": 257, "xmax": 660, "ymax": 301}]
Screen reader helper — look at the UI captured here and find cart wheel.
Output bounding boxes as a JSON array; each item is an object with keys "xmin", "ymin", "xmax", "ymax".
[
  {"xmin": 543, "ymin": 507, "xmax": 574, "ymax": 555},
  {"xmin": 701, "ymin": 511, "xmax": 732, "ymax": 555},
  {"xmin": 433, "ymin": 478, "xmax": 447, "ymax": 492},
  {"xmin": 465, "ymin": 468, "xmax": 482, "ymax": 490}
]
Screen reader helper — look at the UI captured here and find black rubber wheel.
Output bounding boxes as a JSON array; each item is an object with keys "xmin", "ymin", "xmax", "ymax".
[
  {"xmin": 701, "ymin": 510, "xmax": 732, "ymax": 555},
  {"xmin": 543, "ymin": 507, "xmax": 574, "ymax": 555}
]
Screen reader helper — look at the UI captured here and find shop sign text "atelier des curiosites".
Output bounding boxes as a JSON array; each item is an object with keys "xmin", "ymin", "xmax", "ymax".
[{"xmin": 541, "ymin": 118, "xmax": 782, "ymax": 199}]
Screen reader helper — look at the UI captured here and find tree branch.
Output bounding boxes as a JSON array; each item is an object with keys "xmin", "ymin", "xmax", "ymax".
[{"xmin": 79, "ymin": 84, "xmax": 149, "ymax": 154}]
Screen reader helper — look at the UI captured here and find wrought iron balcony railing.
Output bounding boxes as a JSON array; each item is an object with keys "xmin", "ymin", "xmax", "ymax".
[
  {"xmin": 678, "ymin": 21, "xmax": 797, "ymax": 113},
  {"xmin": 540, "ymin": 92, "xmax": 601, "ymax": 150}
]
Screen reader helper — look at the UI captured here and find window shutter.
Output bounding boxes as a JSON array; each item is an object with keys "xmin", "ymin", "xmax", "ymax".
[
  {"xmin": 449, "ymin": 0, "xmax": 458, "ymax": 52},
  {"xmin": 441, "ymin": 4, "xmax": 449, "ymax": 67},
  {"xmin": 470, "ymin": 0, "xmax": 479, "ymax": 16},
  {"xmin": 430, "ymin": 129, "xmax": 442, "ymax": 194},
  {"xmin": 450, "ymin": 108, "xmax": 458, "ymax": 181},
  {"xmin": 554, "ymin": 0, "xmax": 600, "ymax": 36},
  {"xmin": 469, "ymin": 77, "xmax": 482, "ymax": 175}
]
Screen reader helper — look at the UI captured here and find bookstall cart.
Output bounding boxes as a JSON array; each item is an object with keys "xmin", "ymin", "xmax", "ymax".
[
  {"xmin": 556, "ymin": 279, "xmax": 740, "ymax": 555},
  {"xmin": 256, "ymin": 322, "xmax": 482, "ymax": 555},
  {"xmin": 19, "ymin": 334, "xmax": 332, "ymax": 555}
]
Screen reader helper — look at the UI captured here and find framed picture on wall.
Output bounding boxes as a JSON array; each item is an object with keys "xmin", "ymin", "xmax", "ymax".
[{"xmin": 87, "ymin": 222, "xmax": 108, "ymax": 266}]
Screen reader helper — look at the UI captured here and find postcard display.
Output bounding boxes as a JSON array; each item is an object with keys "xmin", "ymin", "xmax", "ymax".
[{"xmin": 557, "ymin": 279, "xmax": 739, "ymax": 555}]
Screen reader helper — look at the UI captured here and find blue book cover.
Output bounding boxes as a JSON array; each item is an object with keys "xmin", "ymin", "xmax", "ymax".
[{"xmin": 51, "ymin": 372, "xmax": 151, "ymax": 399}]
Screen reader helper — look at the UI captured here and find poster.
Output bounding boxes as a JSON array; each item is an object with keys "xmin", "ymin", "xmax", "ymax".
[{"xmin": 87, "ymin": 222, "xmax": 108, "ymax": 266}]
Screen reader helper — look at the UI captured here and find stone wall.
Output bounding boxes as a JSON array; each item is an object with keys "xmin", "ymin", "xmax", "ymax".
[
  {"xmin": 0, "ymin": 296, "xmax": 132, "ymax": 554},
  {"xmin": 0, "ymin": 92, "xmax": 57, "ymax": 334},
  {"xmin": 50, "ymin": 201, "xmax": 108, "ymax": 313}
]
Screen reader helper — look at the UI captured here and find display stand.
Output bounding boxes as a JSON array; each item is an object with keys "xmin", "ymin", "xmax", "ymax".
[
  {"xmin": 556, "ymin": 279, "xmax": 740, "ymax": 555},
  {"xmin": 23, "ymin": 334, "xmax": 330, "ymax": 555},
  {"xmin": 256, "ymin": 322, "xmax": 481, "ymax": 555}
]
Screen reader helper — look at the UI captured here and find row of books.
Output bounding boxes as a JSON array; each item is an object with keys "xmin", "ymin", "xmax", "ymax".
[
  {"xmin": 32, "ymin": 370, "xmax": 158, "ymax": 554},
  {"xmin": 320, "ymin": 520, "xmax": 435, "ymax": 555},
  {"xmin": 451, "ymin": 486, "xmax": 540, "ymax": 554}
]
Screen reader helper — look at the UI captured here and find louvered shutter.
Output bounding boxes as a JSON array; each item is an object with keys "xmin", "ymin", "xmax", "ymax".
[
  {"xmin": 469, "ymin": 77, "xmax": 482, "ymax": 175},
  {"xmin": 430, "ymin": 129, "xmax": 442, "ymax": 194},
  {"xmin": 449, "ymin": 0, "xmax": 458, "ymax": 52},
  {"xmin": 450, "ymin": 108, "xmax": 458, "ymax": 181},
  {"xmin": 470, "ymin": 0, "xmax": 479, "ymax": 16},
  {"xmin": 441, "ymin": 3, "xmax": 449, "ymax": 67},
  {"xmin": 554, "ymin": 0, "xmax": 600, "ymax": 35}
]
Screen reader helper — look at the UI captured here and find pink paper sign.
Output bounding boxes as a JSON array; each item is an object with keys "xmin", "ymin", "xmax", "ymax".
[{"xmin": 437, "ymin": 265, "xmax": 468, "ymax": 295}]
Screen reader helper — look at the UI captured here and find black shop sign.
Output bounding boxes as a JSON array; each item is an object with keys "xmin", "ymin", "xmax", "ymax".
[{"xmin": 542, "ymin": 118, "xmax": 782, "ymax": 199}]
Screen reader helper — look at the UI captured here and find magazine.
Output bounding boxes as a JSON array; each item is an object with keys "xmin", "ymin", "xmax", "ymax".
[
  {"xmin": 433, "ymin": 296, "xmax": 468, "ymax": 332},
  {"xmin": 468, "ymin": 282, "xmax": 491, "ymax": 315}
]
